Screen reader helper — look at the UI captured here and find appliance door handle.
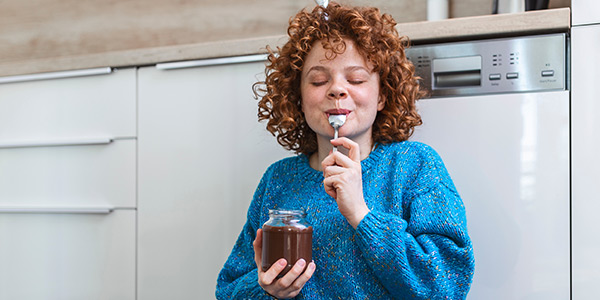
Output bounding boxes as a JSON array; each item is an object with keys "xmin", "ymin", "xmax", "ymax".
[
  {"xmin": 0, "ymin": 206, "xmax": 115, "ymax": 214},
  {"xmin": 0, "ymin": 136, "xmax": 114, "ymax": 149}
]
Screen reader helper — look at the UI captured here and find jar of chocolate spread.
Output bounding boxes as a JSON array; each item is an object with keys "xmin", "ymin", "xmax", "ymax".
[{"xmin": 261, "ymin": 209, "xmax": 313, "ymax": 277}]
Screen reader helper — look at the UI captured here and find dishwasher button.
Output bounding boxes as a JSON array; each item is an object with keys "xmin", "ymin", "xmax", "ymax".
[
  {"xmin": 542, "ymin": 70, "xmax": 555, "ymax": 77},
  {"xmin": 489, "ymin": 73, "xmax": 501, "ymax": 80},
  {"xmin": 506, "ymin": 72, "xmax": 519, "ymax": 79}
]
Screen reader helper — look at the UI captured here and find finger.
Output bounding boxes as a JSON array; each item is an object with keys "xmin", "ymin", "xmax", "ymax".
[
  {"xmin": 325, "ymin": 150, "xmax": 357, "ymax": 170},
  {"xmin": 323, "ymin": 165, "xmax": 345, "ymax": 178},
  {"xmin": 323, "ymin": 164, "xmax": 345, "ymax": 176},
  {"xmin": 260, "ymin": 258, "xmax": 287, "ymax": 286},
  {"xmin": 330, "ymin": 137, "xmax": 361, "ymax": 162},
  {"xmin": 253, "ymin": 229, "xmax": 263, "ymax": 269},
  {"xmin": 289, "ymin": 261, "xmax": 316, "ymax": 291},
  {"xmin": 321, "ymin": 150, "xmax": 352, "ymax": 172},
  {"xmin": 277, "ymin": 259, "xmax": 307, "ymax": 288},
  {"xmin": 321, "ymin": 150, "xmax": 337, "ymax": 170},
  {"xmin": 323, "ymin": 176, "xmax": 338, "ymax": 199}
]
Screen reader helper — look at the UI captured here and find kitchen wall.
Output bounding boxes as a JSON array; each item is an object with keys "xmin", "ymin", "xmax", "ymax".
[{"xmin": 0, "ymin": 0, "xmax": 569, "ymax": 70}]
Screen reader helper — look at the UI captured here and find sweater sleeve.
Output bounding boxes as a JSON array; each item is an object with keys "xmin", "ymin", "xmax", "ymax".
[
  {"xmin": 355, "ymin": 146, "xmax": 475, "ymax": 299},
  {"xmin": 215, "ymin": 167, "xmax": 274, "ymax": 300},
  {"xmin": 215, "ymin": 222, "xmax": 273, "ymax": 299}
]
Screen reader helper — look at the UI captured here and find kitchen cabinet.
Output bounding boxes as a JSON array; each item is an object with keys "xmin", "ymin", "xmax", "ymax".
[
  {"xmin": 0, "ymin": 140, "xmax": 136, "ymax": 208},
  {"xmin": 571, "ymin": 24, "xmax": 600, "ymax": 299},
  {"xmin": 0, "ymin": 68, "xmax": 137, "ymax": 299},
  {"xmin": 0, "ymin": 210, "xmax": 136, "ymax": 300},
  {"xmin": 572, "ymin": 0, "xmax": 600, "ymax": 26},
  {"xmin": 0, "ymin": 68, "xmax": 136, "ymax": 142},
  {"xmin": 137, "ymin": 60, "xmax": 289, "ymax": 299}
]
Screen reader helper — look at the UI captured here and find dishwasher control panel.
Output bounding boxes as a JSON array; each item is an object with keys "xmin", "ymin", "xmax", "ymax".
[{"xmin": 406, "ymin": 33, "xmax": 566, "ymax": 97}]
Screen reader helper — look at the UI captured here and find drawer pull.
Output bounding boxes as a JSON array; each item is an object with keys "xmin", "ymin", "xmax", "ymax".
[
  {"xmin": 0, "ymin": 136, "xmax": 114, "ymax": 149},
  {"xmin": 156, "ymin": 54, "xmax": 268, "ymax": 70},
  {"xmin": 0, "ymin": 206, "xmax": 114, "ymax": 214},
  {"xmin": 0, "ymin": 67, "xmax": 112, "ymax": 84}
]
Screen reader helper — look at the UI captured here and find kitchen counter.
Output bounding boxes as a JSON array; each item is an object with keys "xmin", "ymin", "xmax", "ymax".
[{"xmin": 0, "ymin": 8, "xmax": 569, "ymax": 78}]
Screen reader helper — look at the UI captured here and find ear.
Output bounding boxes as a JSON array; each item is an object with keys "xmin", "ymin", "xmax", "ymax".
[{"xmin": 377, "ymin": 97, "xmax": 385, "ymax": 111}]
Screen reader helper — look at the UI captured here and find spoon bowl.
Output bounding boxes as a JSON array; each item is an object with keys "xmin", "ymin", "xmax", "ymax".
[{"xmin": 328, "ymin": 114, "xmax": 346, "ymax": 152}]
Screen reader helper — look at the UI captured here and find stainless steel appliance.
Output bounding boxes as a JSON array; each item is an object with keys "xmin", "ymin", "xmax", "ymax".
[{"xmin": 407, "ymin": 33, "xmax": 569, "ymax": 299}]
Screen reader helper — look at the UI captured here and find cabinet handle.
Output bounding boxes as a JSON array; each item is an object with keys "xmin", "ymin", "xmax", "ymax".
[
  {"xmin": 0, "ymin": 206, "xmax": 114, "ymax": 214},
  {"xmin": 0, "ymin": 67, "xmax": 112, "ymax": 84},
  {"xmin": 156, "ymin": 54, "xmax": 268, "ymax": 70},
  {"xmin": 0, "ymin": 136, "xmax": 114, "ymax": 149}
]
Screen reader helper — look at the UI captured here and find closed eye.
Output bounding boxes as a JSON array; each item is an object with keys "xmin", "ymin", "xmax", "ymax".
[{"xmin": 311, "ymin": 81, "xmax": 328, "ymax": 86}]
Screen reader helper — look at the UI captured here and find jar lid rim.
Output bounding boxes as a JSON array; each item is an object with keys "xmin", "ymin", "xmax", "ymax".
[{"xmin": 268, "ymin": 208, "xmax": 306, "ymax": 215}]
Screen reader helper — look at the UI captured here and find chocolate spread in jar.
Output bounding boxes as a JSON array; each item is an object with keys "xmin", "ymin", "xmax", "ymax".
[{"xmin": 261, "ymin": 224, "xmax": 313, "ymax": 277}]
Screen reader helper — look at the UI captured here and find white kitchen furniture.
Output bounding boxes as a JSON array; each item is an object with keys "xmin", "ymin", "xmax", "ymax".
[
  {"xmin": 413, "ymin": 91, "xmax": 570, "ymax": 299},
  {"xmin": 137, "ymin": 59, "xmax": 289, "ymax": 299},
  {"xmin": 571, "ymin": 24, "xmax": 600, "ymax": 300},
  {"xmin": 571, "ymin": 2, "xmax": 600, "ymax": 298},
  {"xmin": 572, "ymin": 0, "xmax": 600, "ymax": 26},
  {"xmin": 0, "ymin": 211, "xmax": 136, "ymax": 300},
  {"xmin": 408, "ymin": 34, "xmax": 570, "ymax": 299},
  {"xmin": 0, "ymin": 68, "xmax": 137, "ymax": 300}
]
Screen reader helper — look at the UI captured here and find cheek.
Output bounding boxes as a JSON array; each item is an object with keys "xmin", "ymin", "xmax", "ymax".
[
  {"xmin": 300, "ymin": 98, "xmax": 306, "ymax": 114},
  {"xmin": 300, "ymin": 87, "xmax": 309, "ymax": 114},
  {"xmin": 300, "ymin": 89, "xmax": 320, "ymax": 111},
  {"xmin": 355, "ymin": 88, "xmax": 380, "ymax": 108}
]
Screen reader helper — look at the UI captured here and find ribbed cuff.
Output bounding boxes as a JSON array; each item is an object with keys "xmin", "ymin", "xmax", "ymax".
[
  {"xmin": 232, "ymin": 270, "xmax": 274, "ymax": 300},
  {"xmin": 355, "ymin": 211, "xmax": 384, "ymax": 244}
]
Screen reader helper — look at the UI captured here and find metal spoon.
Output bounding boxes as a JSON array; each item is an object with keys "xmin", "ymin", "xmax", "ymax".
[
  {"xmin": 315, "ymin": 0, "xmax": 329, "ymax": 8},
  {"xmin": 315, "ymin": 0, "xmax": 329, "ymax": 20},
  {"xmin": 328, "ymin": 114, "xmax": 346, "ymax": 152}
]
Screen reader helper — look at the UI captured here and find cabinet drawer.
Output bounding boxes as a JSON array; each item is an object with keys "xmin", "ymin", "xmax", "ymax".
[
  {"xmin": 0, "ymin": 210, "xmax": 135, "ymax": 300},
  {"xmin": 0, "ymin": 139, "xmax": 135, "ymax": 209},
  {"xmin": 0, "ymin": 68, "xmax": 136, "ymax": 143}
]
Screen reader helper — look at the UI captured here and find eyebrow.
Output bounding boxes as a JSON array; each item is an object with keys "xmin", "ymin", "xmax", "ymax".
[{"xmin": 304, "ymin": 65, "xmax": 370, "ymax": 75}]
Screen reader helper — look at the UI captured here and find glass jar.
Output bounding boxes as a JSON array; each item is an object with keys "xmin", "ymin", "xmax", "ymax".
[{"xmin": 261, "ymin": 209, "xmax": 313, "ymax": 277}]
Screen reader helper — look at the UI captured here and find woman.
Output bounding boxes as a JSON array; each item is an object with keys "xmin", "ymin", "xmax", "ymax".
[{"xmin": 216, "ymin": 2, "xmax": 474, "ymax": 299}]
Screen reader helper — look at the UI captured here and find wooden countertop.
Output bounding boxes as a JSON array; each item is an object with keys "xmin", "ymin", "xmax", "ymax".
[{"xmin": 0, "ymin": 8, "xmax": 570, "ymax": 78}]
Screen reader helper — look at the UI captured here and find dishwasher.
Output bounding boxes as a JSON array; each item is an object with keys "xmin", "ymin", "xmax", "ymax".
[{"xmin": 407, "ymin": 33, "xmax": 569, "ymax": 299}]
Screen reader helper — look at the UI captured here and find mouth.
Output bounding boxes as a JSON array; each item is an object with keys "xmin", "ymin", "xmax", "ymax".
[{"xmin": 325, "ymin": 109, "xmax": 351, "ymax": 117}]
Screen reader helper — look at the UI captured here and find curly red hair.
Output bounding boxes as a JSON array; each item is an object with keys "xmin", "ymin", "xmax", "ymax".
[{"xmin": 254, "ymin": 2, "xmax": 424, "ymax": 155}]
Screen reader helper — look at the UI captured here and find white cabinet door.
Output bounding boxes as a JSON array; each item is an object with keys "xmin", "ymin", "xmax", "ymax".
[
  {"xmin": 0, "ymin": 210, "xmax": 136, "ymax": 300},
  {"xmin": 572, "ymin": 0, "xmax": 600, "ymax": 26},
  {"xmin": 138, "ymin": 62, "xmax": 289, "ymax": 299},
  {"xmin": 572, "ymin": 25, "xmax": 600, "ymax": 299}
]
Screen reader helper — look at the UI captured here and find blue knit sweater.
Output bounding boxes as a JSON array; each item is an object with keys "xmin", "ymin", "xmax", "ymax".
[{"xmin": 216, "ymin": 141, "xmax": 474, "ymax": 299}]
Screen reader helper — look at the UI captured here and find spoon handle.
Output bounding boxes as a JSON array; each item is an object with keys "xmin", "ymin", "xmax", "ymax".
[{"xmin": 333, "ymin": 127, "xmax": 339, "ymax": 152}]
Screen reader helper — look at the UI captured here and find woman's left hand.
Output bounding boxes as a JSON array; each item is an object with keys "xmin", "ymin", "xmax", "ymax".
[{"xmin": 322, "ymin": 137, "xmax": 370, "ymax": 229}]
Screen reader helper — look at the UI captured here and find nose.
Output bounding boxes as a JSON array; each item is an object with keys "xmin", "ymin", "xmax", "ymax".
[
  {"xmin": 327, "ymin": 79, "xmax": 347, "ymax": 99},
  {"xmin": 328, "ymin": 90, "xmax": 347, "ymax": 99}
]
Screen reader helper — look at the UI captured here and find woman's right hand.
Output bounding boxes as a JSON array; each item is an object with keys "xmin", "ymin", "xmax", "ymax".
[{"xmin": 253, "ymin": 229, "xmax": 316, "ymax": 299}]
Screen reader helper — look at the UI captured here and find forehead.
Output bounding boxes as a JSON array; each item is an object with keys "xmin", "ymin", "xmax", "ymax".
[{"xmin": 303, "ymin": 39, "xmax": 369, "ymax": 70}]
